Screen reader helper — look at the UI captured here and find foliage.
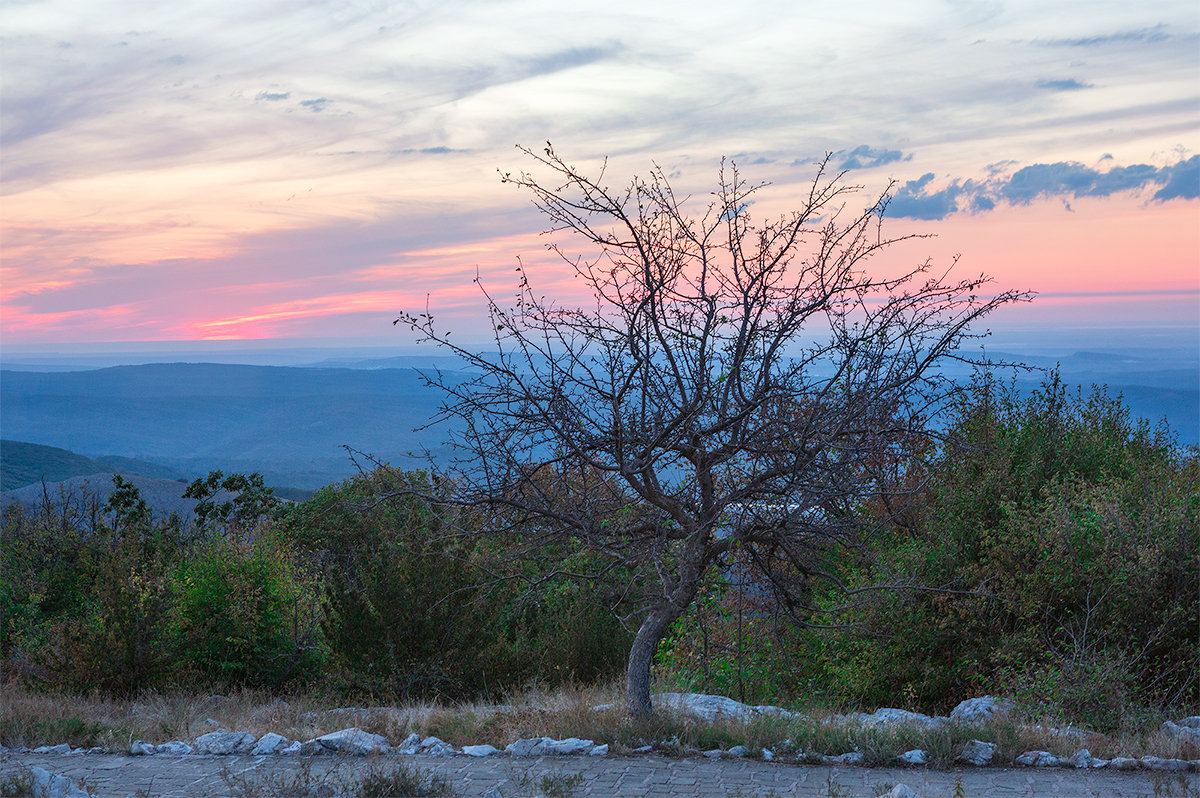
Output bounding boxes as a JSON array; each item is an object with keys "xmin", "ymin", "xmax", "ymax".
[
  {"xmin": 282, "ymin": 466, "xmax": 632, "ymax": 699},
  {"xmin": 658, "ymin": 373, "xmax": 1198, "ymax": 730},
  {"xmin": 184, "ymin": 470, "xmax": 281, "ymax": 532},
  {"xmin": 171, "ymin": 526, "xmax": 323, "ymax": 687}
]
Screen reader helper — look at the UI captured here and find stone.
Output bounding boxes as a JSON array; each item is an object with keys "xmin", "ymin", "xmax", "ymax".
[
  {"xmin": 396, "ymin": 732, "xmax": 422, "ymax": 754},
  {"xmin": 957, "ymin": 739, "xmax": 996, "ymax": 766},
  {"xmin": 279, "ymin": 741, "xmax": 303, "ymax": 755},
  {"xmin": 835, "ymin": 751, "xmax": 864, "ymax": 765},
  {"xmin": 1015, "ymin": 750, "xmax": 1062, "ymax": 767},
  {"xmin": 726, "ymin": 745, "xmax": 748, "ymax": 757},
  {"xmin": 193, "ymin": 730, "xmax": 256, "ymax": 755},
  {"xmin": 950, "ymin": 696, "xmax": 1013, "ymax": 724},
  {"xmin": 761, "ymin": 748, "xmax": 773, "ymax": 761},
  {"xmin": 703, "ymin": 748, "xmax": 722, "ymax": 758},
  {"xmin": 418, "ymin": 736, "xmax": 455, "ymax": 756},
  {"xmin": 129, "ymin": 740, "xmax": 156, "ymax": 756},
  {"xmin": 298, "ymin": 740, "xmax": 325, "ymax": 756},
  {"xmin": 506, "ymin": 737, "xmax": 549, "ymax": 757},
  {"xmin": 652, "ymin": 692, "xmax": 799, "ymax": 722},
  {"xmin": 155, "ymin": 741, "xmax": 192, "ymax": 755},
  {"xmin": 33, "ymin": 744, "xmax": 72, "ymax": 755},
  {"xmin": 536, "ymin": 738, "xmax": 593, "ymax": 755},
  {"xmin": 883, "ymin": 786, "xmax": 920, "ymax": 798},
  {"xmin": 1068, "ymin": 749, "xmax": 1103, "ymax": 768},
  {"xmin": 632, "ymin": 744, "xmax": 652, "ymax": 753},
  {"xmin": 589, "ymin": 704, "xmax": 615, "ymax": 712},
  {"xmin": 589, "ymin": 744, "xmax": 609, "ymax": 756},
  {"xmin": 860, "ymin": 708, "xmax": 944, "ymax": 729},
  {"xmin": 1108, "ymin": 757, "xmax": 1140, "ymax": 770},
  {"xmin": 30, "ymin": 767, "xmax": 92, "ymax": 798},
  {"xmin": 462, "ymin": 744, "xmax": 499, "ymax": 757},
  {"xmin": 1162, "ymin": 720, "xmax": 1200, "ymax": 746},
  {"xmin": 897, "ymin": 749, "xmax": 927, "ymax": 765},
  {"xmin": 1141, "ymin": 756, "xmax": 1189, "ymax": 771},
  {"xmin": 251, "ymin": 732, "xmax": 291, "ymax": 755},
  {"xmin": 314, "ymin": 728, "xmax": 391, "ymax": 756}
]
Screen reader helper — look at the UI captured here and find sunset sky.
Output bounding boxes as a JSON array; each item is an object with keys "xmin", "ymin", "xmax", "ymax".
[{"xmin": 2, "ymin": 0, "xmax": 1197, "ymax": 346}]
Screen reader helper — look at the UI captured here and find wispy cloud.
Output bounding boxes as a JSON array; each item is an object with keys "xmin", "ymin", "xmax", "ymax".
[{"xmin": 1035, "ymin": 78, "xmax": 1093, "ymax": 91}]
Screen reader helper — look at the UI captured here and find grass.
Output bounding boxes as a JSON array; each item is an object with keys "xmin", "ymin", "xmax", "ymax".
[
  {"xmin": 221, "ymin": 756, "xmax": 457, "ymax": 798},
  {"xmin": 2, "ymin": 681, "xmax": 1196, "ymax": 767}
]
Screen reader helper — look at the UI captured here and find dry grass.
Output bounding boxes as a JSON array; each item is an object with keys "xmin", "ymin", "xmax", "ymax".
[{"xmin": 2, "ymin": 682, "xmax": 1196, "ymax": 767}]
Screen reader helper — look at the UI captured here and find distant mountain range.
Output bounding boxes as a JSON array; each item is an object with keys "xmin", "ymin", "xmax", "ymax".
[{"xmin": 0, "ymin": 343, "xmax": 1195, "ymax": 499}]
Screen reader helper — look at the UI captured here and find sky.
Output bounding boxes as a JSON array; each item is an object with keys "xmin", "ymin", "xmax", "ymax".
[{"xmin": 2, "ymin": 0, "xmax": 1198, "ymax": 347}]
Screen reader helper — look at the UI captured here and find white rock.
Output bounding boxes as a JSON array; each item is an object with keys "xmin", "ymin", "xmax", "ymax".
[
  {"xmin": 129, "ymin": 740, "xmax": 155, "ymax": 756},
  {"xmin": 1141, "ymin": 756, "xmax": 1189, "ymax": 772},
  {"xmin": 1015, "ymin": 750, "xmax": 1062, "ymax": 767},
  {"xmin": 462, "ymin": 744, "xmax": 499, "ymax": 757},
  {"xmin": 251, "ymin": 732, "xmax": 291, "ymax": 755},
  {"xmin": 589, "ymin": 744, "xmax": 609, "ymax": 757},
  {"xmin": 883, "ymin": 785, "xmax": 920, "ymax": 798},
  {"xmin": 897, "ymin": 749, "xmax": 927, "ymax": 765},
  {"xmin": 631, "ymin": 745, "xmax": 652, "ymax": 753},
  {"xmin": 30, "ymin": 766, "xmax": 92, "ymax": 798},
  {"xmin": 279, "ymin": 741, "xmax": 303, "ymax": 756},
  {"xmin": 703, "ymin": 748, "xmax": 723, "ymax": 758},
  {"xmin": 33, "ymin": 744, "xmax": 72, "ymax": 755},
  {"xmin": 835, "ymin": 752, "xmax": 864, "ymax": 765},
  {"xmin": 1108, "ymin": 757, "xmax": 1139, "ymax": 770},
  {"xmin": 154, "ymin": 741, "xmax": 192, "ymax": 755},
  {"xmin": 726, "ymin": 745, "xmax": 748, "ymax": 757},
  {"xmin": 396, "ymin": 732, "xmax": 422, "ymax": 754},
  {"xmin": 506, "ymin": 737, "xmax": 549, "ymax": 757},
  {"xmin": 589, "ymin": 704, "xmax": 614, "ymax": 712},
  {"xmin": 1162, "ymin": 720, "xmax": 1200, "ymax": 745},
  {"xmin": 193, "ymin": 730, "xmax": 256, "ymax": 755},
  {"xmin": 652, "ymin": 692, "xmax": 799, "ymax": 723},
  {"xmin": 761, "ymin": 748, "xmax": 773, "ymax": 761},
  {"xmin": 957, "ymin": 739, "xmax": 996, "ymax": 766},
  {"xmin": 861, "ymin": 708, "xmax": 942, "ymax": 729},
  {"xmin": 1068, "ymin": 749, "xmax": 1095, "ymax": 768},
  {"xmin": 536, "ymin": 738, "xmax": 593, "ymax": 755},
  {"xmin": 950, "ymin": 696, "xmax": 1013, "ymax": 724},
  {"xmin": 314, "ymin": 728, "xmax": 390, "ymax": 756}
]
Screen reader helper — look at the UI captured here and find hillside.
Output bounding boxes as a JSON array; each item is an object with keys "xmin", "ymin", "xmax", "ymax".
[
  {"xmin": 0, "ymin": 363, "xmax": 461, "ymax": 489},
  {"xmin": 0, "ymin": 440, "xmax": 190, "ymax": 492}
]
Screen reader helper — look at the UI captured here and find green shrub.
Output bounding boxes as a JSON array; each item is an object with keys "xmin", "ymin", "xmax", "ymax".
[{"xmin": 171, "ymin": 526, "xmax": 323, "ymax": 687}]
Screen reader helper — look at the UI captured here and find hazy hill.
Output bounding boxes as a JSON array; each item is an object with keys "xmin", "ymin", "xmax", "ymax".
[
  {"xmin": 0, "ymin": 440, "xmax": 191, "ymax": 492},
  {"xmin": 0, "ymin": 472, "xmax": 221, "ymax": 521},
  {"xmin": 0, "ymin": 363, "xmax": 461, "ymax": 489}
]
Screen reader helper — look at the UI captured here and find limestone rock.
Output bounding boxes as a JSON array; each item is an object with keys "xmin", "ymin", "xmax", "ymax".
[
  {"xmin": 956, "ymin": 739, "xmax": 996, "ymax": 766},
  {"xmin": 726, "ymin": 745, "xmax": 748, "ymax": 757},
  {"xmin": 535, "ymin": 738, "xmax": 593, "ymax": 755},
  {"xmin": 950, "ymin": 696, "xmax": 1013, "ymax": 724},
  {"xmin": 883, "ymin": 786, "xmax": 920, "ymax": 798},
  {"xmin": 1015, "ymin": 750, "xmax": 1062, "ymax": 767},
  {"xmin": 860, "ymin": 708, "xmax": 946, "ymax": 729},
  {"xmin": 1068, "ymin": 749, "xmax": 1106, "ymax": 768},
  {"xmin": 193, "ymin": 730, "xmax": 256, "ymax": 755},
  {"xmin": 462, "ymin": 744, "xmax": 499, "ymax": 757},
  {"xmin": 589, "ymin": 744, "xmax": 609, "ymax": 756},
  {"xmin": 1140, "ymin": 756, "xmax": 1189, "ymax": 772},
  {"xmin": 33, "ymin": 744, "xmax": 72, "ymax": 755},
  {"xmin": 506, "ymin": 737, "xmax": 549, "ymax": 757},
  {"xmin": 30, "ymin": 767, "xmax": 91, "ymax": 798},
  {"xmin": 129, "ymin": 740, "xmax": 155, "ymax": 756},
  {"xmin": 652, "ymin": 692, "xmax": 798, "ymax": 722},
  {"xmin": 897, "ymin": 749, "xmax": 927, "ymax": 765},
  {"xmin": 251, "ymin": 733, "xmax": 292, "ymax": 755},
  {"xmin": 761, "ymin": 748, "xmax": 773, "ymax": 761},
  {"xmin": 417, "ymin": 736, "xmax": 455, "ymax": 756},
  {"xmin": 396, "ymin": 732, "xmax": 422, "ymax": 754},
  {"xmin": 835, "ymin": 751, "xmax": 864, "ymax": 765},
  {"xmin": 703, "ymin": 748, "xmax": 722, "ymax": 758},
  {"xmin": 313, "ymin": 728, "xmax": 390, "ymax": 756},
  {"xmin": 1108, "ymin": 757, "xmax": 1140, "ymax": 770},
  {"xmin": 279, "ymin": 742, "xmax": 303, "ymax": 755},
  {"xmin": 1162, "ymin": 719, "xmax": 1200, "ymax": 746},
  {"xmin": 155, "ymin": 741, "xmax": 192, "ymax": 756}
]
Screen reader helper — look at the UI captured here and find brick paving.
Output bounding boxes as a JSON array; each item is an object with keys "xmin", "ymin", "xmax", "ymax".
[{"xmin": 4, "ymin": 749, "xmax": 1196, "ymax": 797}]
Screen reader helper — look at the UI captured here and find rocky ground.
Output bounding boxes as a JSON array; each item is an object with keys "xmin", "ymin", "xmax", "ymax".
[{"xmin": 4, "ymin": 693, "xmax": 1197, "ymax": 797}]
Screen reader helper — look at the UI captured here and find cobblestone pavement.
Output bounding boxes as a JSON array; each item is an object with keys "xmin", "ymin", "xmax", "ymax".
[{"xmin": 3, "ymin": 750, "xmax": 1197, "ymax": 797}]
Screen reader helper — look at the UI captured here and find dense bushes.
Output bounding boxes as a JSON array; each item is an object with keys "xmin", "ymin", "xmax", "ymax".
[
  {"xmin": 657, "ymin": 374, "xmax": 1198, "ymax": 729},
  {"xmin": 0, "ymin": 467, "xmax": 633, "ymax": 700}
]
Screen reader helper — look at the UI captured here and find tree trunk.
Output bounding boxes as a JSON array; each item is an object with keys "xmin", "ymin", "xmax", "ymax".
[{"xmin": 626, "ymin": 600, "xmax": 687, "ymax": 719}]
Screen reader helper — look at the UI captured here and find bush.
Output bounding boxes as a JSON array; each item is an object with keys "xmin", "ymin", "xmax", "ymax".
[{"xmin": 171, "ymin": 526, "xmax": 323, "ymax": 688}]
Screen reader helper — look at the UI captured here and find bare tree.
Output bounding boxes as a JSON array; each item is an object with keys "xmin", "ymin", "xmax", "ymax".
[{"xmin": 397, "ymin": 143, "xmax": 1029, "ymax": 718}]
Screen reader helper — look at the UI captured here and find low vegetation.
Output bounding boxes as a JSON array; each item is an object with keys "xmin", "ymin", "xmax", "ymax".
[{"xmin": 1, "ymin": 375, "xmax": 1196, "ymax": 746}]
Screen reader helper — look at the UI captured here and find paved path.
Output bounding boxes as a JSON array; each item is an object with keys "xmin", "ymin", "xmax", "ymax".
[{"xmin": 3, "ymin": 750, "xmax": 1196, "ymax": 797}]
